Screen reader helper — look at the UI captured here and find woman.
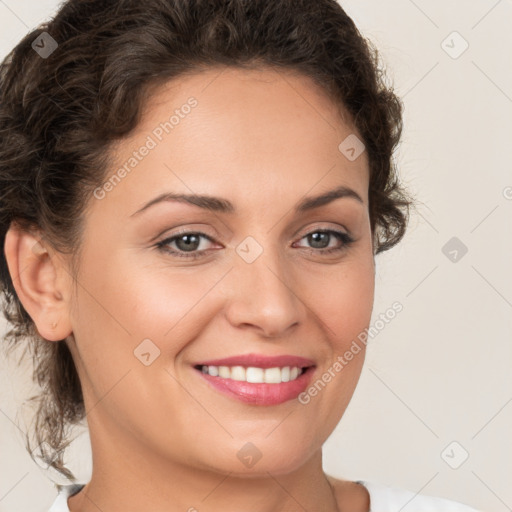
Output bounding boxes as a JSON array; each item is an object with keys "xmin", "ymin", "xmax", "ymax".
[{"xmin": 0, "ymin": 0, "xmax": 481, "ymax": 510}]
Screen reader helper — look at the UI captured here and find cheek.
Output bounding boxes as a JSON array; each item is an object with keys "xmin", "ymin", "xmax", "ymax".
[
  {"xmin": 73, "ymin": 236, "xmax": 374, "ymax": 358},
  {"xmin": 306, "ymin": 254, "xmax": 374, "ymax": 397},
  {"xmin": 82, "ymin": 246, "xmax": 221, "ymax": 340},
  {"xmin": 68, "ymin": 250, "xmax": 207, "ymax": 434},
  {"xmin": 312, "ymin": 256, "xmax": 375, "ymax": 341},
  {"xmin": 103, "ymin": 246, "xmax": 375, "ymax": 364},
  {"xmin": 299, "ymin": 261, "xmax": 373, "ymax": 430}
]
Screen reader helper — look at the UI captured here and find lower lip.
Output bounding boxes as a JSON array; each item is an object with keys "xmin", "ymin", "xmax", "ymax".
[{"xmin": 195, "ymin": 367, "xmax": 315, "ymax": 405}]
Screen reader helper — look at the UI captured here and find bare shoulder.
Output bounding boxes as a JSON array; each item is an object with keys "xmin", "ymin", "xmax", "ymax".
[{"xmin": 327, "ymin": 475, "xmax": 370, "ymax": 512}]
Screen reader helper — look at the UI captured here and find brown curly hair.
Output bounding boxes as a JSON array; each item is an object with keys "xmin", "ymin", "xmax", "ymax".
[{"xmin": 0, "ymin": 0, "xmax": 413, "ymax": 482}]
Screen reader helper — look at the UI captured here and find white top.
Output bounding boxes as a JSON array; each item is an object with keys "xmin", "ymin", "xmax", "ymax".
[{"xmin": 47, "ymin": 480, "xmax": 481, "ymax": 511}]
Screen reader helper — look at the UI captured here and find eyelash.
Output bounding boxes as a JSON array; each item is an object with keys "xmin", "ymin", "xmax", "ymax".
[{"xmin": 155, "ymin": 228, "xmax": 355, "ymax": 260}]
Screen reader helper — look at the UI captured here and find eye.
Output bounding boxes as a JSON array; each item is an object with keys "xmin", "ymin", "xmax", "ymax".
[
  {"xmin": 293, "ymin": 229, "xmax": 354, "ymax": 255},
  {"xmin": 155, "ymin": 230, "xmax": 216, "ymax": 259},
  {"xmin": 155, "ymin": 227, "xmax": 355, "ymax": 260}
]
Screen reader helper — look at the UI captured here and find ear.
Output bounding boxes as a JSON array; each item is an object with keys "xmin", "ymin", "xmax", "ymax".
[{"xmin": 4, "ymin": 222, "xmax": 74, "ymax": 342}]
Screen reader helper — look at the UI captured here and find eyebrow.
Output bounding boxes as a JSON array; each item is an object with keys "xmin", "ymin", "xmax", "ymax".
[{"xmin": 130, "ymin": 184, "xmax": 364, "ymax": 217}]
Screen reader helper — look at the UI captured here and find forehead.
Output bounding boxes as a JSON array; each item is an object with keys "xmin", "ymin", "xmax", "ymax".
[
  {"xmin": 138, "ymin": 65, "xmax": 360, "ymax": 154},
  {"xmin": 98, "ymin": 65, "xmax": 369, "ymax": 218}
]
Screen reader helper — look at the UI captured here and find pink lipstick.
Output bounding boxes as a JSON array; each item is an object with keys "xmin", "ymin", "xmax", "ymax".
[{"xmin": 193, "ymin": 353, "xmax": 316, "ymax": 405}]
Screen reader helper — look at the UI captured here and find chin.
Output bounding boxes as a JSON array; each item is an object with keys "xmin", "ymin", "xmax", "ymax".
[{"xmin": 196, "ymin": 438, "xmax": 316, "ymax": 477}]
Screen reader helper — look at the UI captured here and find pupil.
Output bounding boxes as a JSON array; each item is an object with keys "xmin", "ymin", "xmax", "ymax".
[
  {"xmin": 309, "ymin": 232, "xmax": 329, "ymax": 249},
  {"xmin": 177, "ymin": 234, "xmax": 199, "ymax": 251}
]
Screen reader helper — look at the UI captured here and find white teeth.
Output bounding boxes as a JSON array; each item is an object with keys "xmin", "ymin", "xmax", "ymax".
[
  {"xmin": 246, "ymin": 366, "xmax": 264, "ymax": 383},
  {"xmin": 218, "ymin": 366, "xmax": 230, "ymax": 378},
  {"xmin": 230, "ymin": 366, "xmax": 246, "ymax": 381},
  {"xmin": 200, "ymin": 365, "xmax": 304, "ymax": 383},
  {"xmin": 264, "ymin": 367, "xmax": 281, "ymax": 383}
]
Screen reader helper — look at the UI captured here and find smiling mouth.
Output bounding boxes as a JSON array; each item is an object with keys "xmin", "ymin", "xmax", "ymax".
[
  {"xmin": 193, "ymin": 364, "xmax": 308, "ymax": 384},
  {"xmin": 192, "ymin": 363, "xmax": 316, "ymax": 406}
]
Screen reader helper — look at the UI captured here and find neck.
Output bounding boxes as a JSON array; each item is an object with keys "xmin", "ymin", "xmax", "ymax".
[{"xmin": 67, "ymin": 418, "xmax": 341, "ymax": 512}]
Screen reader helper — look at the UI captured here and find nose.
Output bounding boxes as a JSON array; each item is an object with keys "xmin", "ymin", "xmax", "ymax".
[{"xmin": 223, "ymin": 246, "xmax": 303, "ymax": 338}]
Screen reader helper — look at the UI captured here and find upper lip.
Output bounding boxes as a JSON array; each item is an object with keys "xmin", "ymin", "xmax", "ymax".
[{"xmin": 194, "ymin": 353, "xmax": 316, "ymax": 369}]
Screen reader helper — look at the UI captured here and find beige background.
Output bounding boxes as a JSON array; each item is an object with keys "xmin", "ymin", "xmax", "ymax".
[{"xmin": 1, "ymin": 1, "xmax": 511, "ymax": 511}]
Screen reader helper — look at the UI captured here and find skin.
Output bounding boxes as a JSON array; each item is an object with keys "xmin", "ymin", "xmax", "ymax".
[{"xmin": 5, "ymin": 66, "xmax": 374, "ymax": 512}]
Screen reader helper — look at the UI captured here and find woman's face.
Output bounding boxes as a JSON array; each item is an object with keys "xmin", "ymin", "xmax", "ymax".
[{"xmin": 64, "ymin": 66, "xmax": 375, "ymax": 475}]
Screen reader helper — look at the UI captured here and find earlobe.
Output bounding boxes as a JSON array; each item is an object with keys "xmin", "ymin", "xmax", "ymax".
[{"xmin": 4, "ymin": 223, "xmax": 73, "ymax": 342}]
